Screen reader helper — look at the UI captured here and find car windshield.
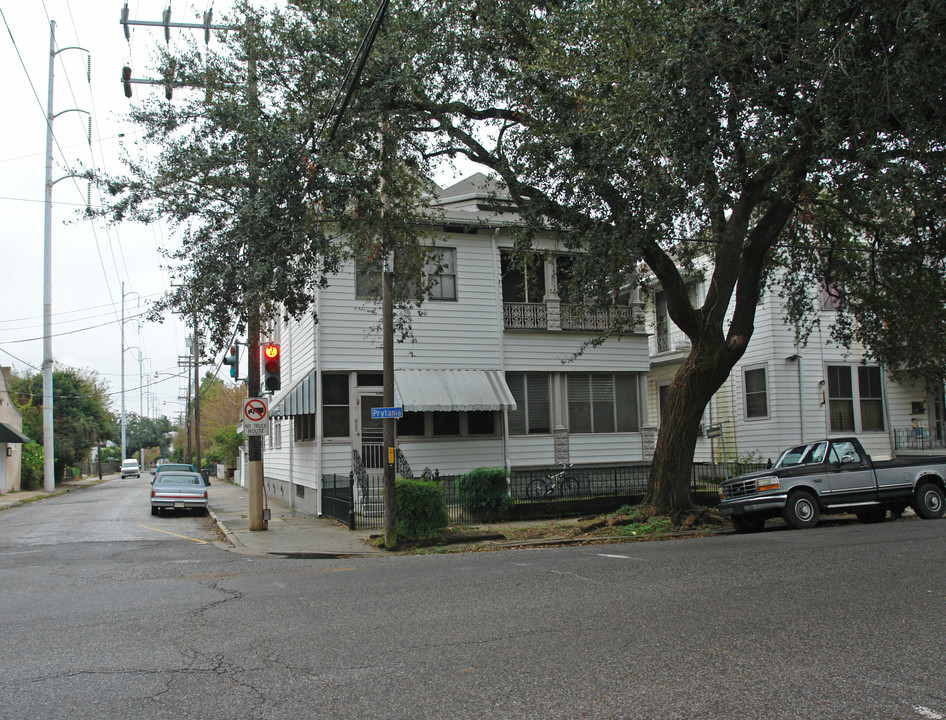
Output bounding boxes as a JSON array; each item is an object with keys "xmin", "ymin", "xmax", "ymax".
[
  {"xmin": 773, "ymin": 442, "xmax": 828, "ymax": 469},
  {"xmin": 157, "ymin": 464, "xmax": 192, "ymax": 472},
  {"xmin": 156, "ymin": 474, "xmax": 203, "ymax": 486}
]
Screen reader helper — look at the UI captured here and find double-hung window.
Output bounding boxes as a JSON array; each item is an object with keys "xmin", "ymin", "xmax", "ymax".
[
  {"xmin": 428, "ymin": 248, "xmax": 457, "ymax": 300},
  {"xmin": 827, "ymin": 365, "xmax": 885, "ymax": 432},
  {"xmin": 744, "ymin": 366, "xmax": 769, "ymax": 419}
]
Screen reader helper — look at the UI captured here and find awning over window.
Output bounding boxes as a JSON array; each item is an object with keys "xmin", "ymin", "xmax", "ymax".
[
  {"xmin": 394, "ymin": 369, "xmax": 517, "ymax": 412},
  {"xmin": 0, "ymin": 423, "xmax": 30, "ymax": 444},
  {"xmin": 271, "ymin": 370, "xmax": 317, "ymax": 419}
]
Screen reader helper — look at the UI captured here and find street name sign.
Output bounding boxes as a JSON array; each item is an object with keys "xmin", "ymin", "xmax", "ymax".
[{"xmin": 371, "ymin": 407, "xmax": 403, "ymax": 420}]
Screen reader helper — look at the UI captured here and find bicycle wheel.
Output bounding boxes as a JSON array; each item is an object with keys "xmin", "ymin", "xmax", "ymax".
[
  {"xmin": 526, "ymin": 480, "xmax": 548, "ymax": 500},
  {"xmin": 560, "ymin": 478, "xmax": 580, "ymax": 497}
]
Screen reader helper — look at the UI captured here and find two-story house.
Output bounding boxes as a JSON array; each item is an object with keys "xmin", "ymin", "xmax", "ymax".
[
  {"xmin": 644, "ymin": 268, "xmax": 946, "ymax": 465},
  {"xmin": 255, "ymin": 174, "xmax": 652, "ymax": 515}
]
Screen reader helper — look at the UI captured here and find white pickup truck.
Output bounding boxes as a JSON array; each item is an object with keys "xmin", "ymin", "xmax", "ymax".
[{"xmin": 717, "ymin": 437, "xmax": 946, "ymax": 532}]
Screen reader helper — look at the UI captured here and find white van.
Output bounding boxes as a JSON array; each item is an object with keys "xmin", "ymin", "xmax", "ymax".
[{"xmin": 120, "ymin": 459, "xmax": 140, "ymax": 479}]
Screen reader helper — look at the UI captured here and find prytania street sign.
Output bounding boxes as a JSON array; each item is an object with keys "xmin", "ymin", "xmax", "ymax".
[{"xmin": 371, "ymin": 407, "xmax": 403, "ymax": 420}]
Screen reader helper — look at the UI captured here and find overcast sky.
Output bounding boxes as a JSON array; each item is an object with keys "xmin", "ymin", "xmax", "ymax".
[
  {"xmin": 1, "ymin": 0, "xmax": 247, "ymax": 422},
  {"xmin": 1, "ymin": 0, "xmax": 476, "ymax": 428}
]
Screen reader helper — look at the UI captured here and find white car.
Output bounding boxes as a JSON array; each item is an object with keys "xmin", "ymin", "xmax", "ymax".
[{"xmin": 120, "ymin": 459, "xmax": 140, "ymax": 479}]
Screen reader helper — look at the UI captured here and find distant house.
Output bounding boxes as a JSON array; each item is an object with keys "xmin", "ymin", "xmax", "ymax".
[
  {"xmin": 643, "ymin": 268, "xmax": 946, "ymax": 464},
  {"xmin": 0, "ymin": 367, "xmax": 30, "ymax": 493},
  {"xmin": 249, "ymin": 174, "xmax": 652, "ymax": 515}
]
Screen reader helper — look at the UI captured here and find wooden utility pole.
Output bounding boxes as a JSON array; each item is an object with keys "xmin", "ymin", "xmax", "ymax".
[
  {"xmin": 382, "ymin": 254, "xmax": 396, "ymax": 549},
  {"xmin": 247, "ymin": 311, "xmax": 265, "ymax": 530}
]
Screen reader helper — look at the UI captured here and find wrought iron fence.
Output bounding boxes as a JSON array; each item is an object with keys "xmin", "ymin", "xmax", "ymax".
[
  {"xmin": 321, "ymin": 460, "xmax": 769, "ymax": 531},
  {"xmin": 892, "ymin": 427, "xmax": 946, "ymax": 452}
]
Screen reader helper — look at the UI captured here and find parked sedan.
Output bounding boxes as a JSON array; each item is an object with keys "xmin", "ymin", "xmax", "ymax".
[
  {"xmin": 150, "ymin": 472, "xmax": 208, "ymax": 516},
  {"xmin": 150, "ymin": 463, "xmax": 199, "ymax": 484}
]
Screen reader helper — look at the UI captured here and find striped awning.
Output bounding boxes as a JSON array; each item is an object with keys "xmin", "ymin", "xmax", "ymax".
[
  {"xmin": 271, "ymin": 370, "xmax": 317, "ymax": 418},
  {"xmin": 394, "ymin": 369, "xmax": 517, "ymax": 412}
]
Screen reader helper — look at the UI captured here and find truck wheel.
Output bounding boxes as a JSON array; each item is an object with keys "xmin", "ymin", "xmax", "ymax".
[
  {"xmin": 912, "ymin": 482, "xmax": 945, "ymax": 520},
  {"xmin": 732, "ymin": 515, "xmax": 766, "ymax": 533},
  {"xmin": 783, "ymin": 491, "xmax": 820, "ymax": 529},
  {"xmin": 855, "ymin": 507, "xmax": 886, "ymax": 524}
]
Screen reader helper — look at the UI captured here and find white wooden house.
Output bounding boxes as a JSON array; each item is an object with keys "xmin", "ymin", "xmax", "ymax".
[
  {"xmin": 254, "ymin": 174, "xmax": 652, "ymax": 514},
  {"xmin": 644, "ymin": 268, "xmax": 946, "ymax": 465}
]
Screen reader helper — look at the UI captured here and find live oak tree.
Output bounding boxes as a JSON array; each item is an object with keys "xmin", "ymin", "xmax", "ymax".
[{"xmin": 273, "ymin": 0, "xmax": 946, "ymax": 515}]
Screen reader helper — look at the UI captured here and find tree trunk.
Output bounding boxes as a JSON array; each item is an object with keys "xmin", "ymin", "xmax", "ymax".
[{"xmin": 646, "ymin": 337, "xmax": 744, "ymax": 517}]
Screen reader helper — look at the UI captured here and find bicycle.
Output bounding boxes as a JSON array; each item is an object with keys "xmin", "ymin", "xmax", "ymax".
[{"xmin": 526, "ymin": 463, "xmax": 578, "ymax": 499}]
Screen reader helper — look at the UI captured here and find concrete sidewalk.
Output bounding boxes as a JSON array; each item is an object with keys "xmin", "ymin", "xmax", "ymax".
[{"xmin": 206, "ymin": 479, "xmax": 382, "ymax": 558}]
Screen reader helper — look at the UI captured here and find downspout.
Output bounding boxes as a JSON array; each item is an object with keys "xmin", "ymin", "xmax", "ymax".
[{"xmin": 492, "ymin": 227, "xmax": 510, "ymax": 473}]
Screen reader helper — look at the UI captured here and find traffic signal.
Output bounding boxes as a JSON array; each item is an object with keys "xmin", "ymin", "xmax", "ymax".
[
  {"xmin": 262, "ymin": 343, "xmax": 280, "ymax": 392},
  {"xmin": 122, "ymin": 66, "xmax": 133, "ymax": 98},
  {"xmin": 222, "ymin": 345, "xmax": 239, "ymax": 379}
]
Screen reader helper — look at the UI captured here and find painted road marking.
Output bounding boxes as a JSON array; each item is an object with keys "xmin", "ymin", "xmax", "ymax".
[{"xmin": 139, "ymin": 524, "xmax": 210, "ymax": 544}]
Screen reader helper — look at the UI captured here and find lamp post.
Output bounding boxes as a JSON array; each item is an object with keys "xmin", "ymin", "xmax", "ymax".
[{"xmin": 120, "ymin": 285, "xmax": 140, "ymax": 462}]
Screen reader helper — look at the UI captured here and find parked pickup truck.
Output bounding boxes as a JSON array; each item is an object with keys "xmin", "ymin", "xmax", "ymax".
[{"xmin": 718, "ymin": 437, "xmax": 946, "ymax": 532}]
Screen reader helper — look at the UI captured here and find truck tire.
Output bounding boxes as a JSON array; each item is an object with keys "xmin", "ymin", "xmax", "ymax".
[
  {"xmin": 783, "ymin": 491, "xmax": 820, "ymax": 529},
  {"xmin": 912, "ymin": 482, "xmax": 945, "ymax": 520},
  {"xmin": 732, "ymin": 515, "xmax": 766, "ymax": 533}
]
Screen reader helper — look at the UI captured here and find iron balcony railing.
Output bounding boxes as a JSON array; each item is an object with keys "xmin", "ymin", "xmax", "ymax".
[
  {"xmin": 649, "ymin": 330, "xmax": 692, "ymax": 356},
  {"xmin": 503, "ymin": 302, "xmax": 548, "ymax": 329},
  {"xmin": 561, "ymin": 304, "xmax": 641, "ymax": 332}
]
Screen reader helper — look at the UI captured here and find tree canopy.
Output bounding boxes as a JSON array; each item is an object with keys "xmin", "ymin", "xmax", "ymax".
[
  {"xmin": 271, "ymin": 0, "xmax": 946, "ymax": 513},
  {"xmin": 9, "ymin": 368, "xmax": 115, "ymax": 483},
  {"xmin": 106, "ymin": 0, "xmax": 946, "ymax": 514}
]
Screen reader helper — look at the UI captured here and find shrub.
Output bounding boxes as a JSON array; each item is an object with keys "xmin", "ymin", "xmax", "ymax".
[
  {"xmin": 456, "ymin": 467, "xmax": 510, "ymax": 521},
  {"xmin": 20, "ymin": 442, "xmax": 43, "ymax": 490},
  {"xmin": 396, "ymin": 478, "xmax": 449, "ymax": 539}
]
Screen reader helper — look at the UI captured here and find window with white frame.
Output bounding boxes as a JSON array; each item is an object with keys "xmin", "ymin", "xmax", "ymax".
[
  {"xmin": 744, "ymin": 366, "xmax": 769, "ymax": 419},
  {"xmin": 566, "ymin": 373, "xmax": 640, "ymax": 433},
  {"xmin": 827, "ymin": 365, "xmax": 885, "ymax": 432},
  {"xmin": 321, "ymin": 373, "xmax": 350, "ymax": 438},
  {"xmin": 506, "ymin": 373, "xmax": 551, "ymax": 435},
  {"xmin": 427, "ymin": 248, "xmax": 457, "ymax": 300},
  {"xmin": 354, "ymin": 260, "xmax": 381, "ymax": 299}
]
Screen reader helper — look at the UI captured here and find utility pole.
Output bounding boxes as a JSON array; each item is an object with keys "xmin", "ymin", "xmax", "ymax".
[
  {"xmin": 42, "ymin": 20, "xmax": 89, "ymax": 490},
  {"xmin": 193, "ymin": 308, "xmax": 201, "ymax": 472}
]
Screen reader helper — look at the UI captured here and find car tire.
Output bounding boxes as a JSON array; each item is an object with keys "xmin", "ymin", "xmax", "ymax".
[
  {"xmin": 912, "ymin": 482, "xmax": 945, "ymax": 520},
  {"xmin": 855, "ymin": 507, "xmax": 886, "ymax": 524},
  {"xmin": 783, "ymin": 491, "xmax": 820, "ymax": 529},
  {"xmin": 151, "ymin": 506, "xmax": 158, "ymax": 516},
  {"xmin": 732, "ymin": 515, "xmax": 766, "ymax": 533}
]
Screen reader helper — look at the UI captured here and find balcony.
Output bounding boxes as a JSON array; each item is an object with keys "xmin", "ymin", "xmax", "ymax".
[
  {"xmin": 503, "ymin": 301, "xmax": 644, "ymax": 332},
  {"xmin": 503, "ymin": 302, "xmax": 548, "ymax": 330},
  {"xmin": 649, "ymin": 330, "xmax": 692, "ymax": 356}
]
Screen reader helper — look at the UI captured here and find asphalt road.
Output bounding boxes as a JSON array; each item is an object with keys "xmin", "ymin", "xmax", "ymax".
[{"xmin": 0, "ymin": 477, "xmax": 944, "ymax": 719}]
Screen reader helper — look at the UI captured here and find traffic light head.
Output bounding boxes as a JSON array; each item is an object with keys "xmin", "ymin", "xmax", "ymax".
[
  {"xmin": 263, "ymin": 343, "xmax": 280, "ymax": 392},
  {"xmin": 222, "ymin": 346, "xmax": 239, "ymax": 379},
  {"xmin": 122, "ymin": 66, "xmax": 133, "ymax": 98}
]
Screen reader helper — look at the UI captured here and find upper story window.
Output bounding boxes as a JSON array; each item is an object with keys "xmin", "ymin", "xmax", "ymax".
[
  {"xmin": 827, "ymin": 364, "xmax": 884, "ymax": 432},
  {"xmin": 744, "ymin": 366, "xmax": 769, "ymax": 419},
  {"xmin": 501, "ymin": 249, "xmax": 545, "ymax": 303},
  {"xmin": 428, "ymin": 248, "xmax": 457, "ymax": 301},
  {"xmin": 354, "ymin": 260, "xmax": 381, "ymax": 300}
]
